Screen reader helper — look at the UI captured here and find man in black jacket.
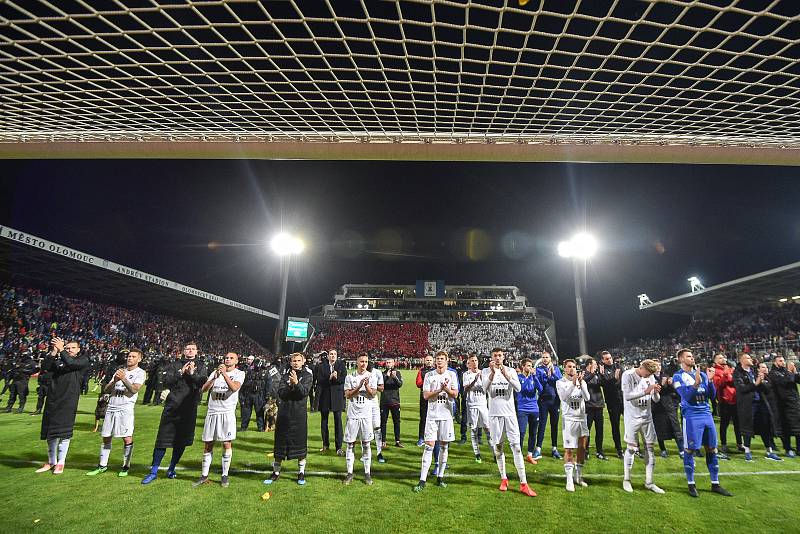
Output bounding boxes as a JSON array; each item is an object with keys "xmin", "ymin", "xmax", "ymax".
[
  {"xmin": 141, "ymin": 341, "xmax": 208, "ymax": 484},
  {"xmin": 769, "ymin": 356, "xmax": 800, "ymax": 456},
  {"xmin": 733, "ymin": 353, "xmax": 781, "ymax": 461},
  {"xmin": 598, "ymin": 351, "xmax": 624, "ymax": 458},
  {"xmin": 5, "ymin": 354, "xmax": 37, "ymax": 413},
  {"xmin": 379, "ymin": 359, "xmax": 404, "ymax": 461},
  {"xmin": 315, "ymin": 350, "xmax": 347, "ymax": 455},
  {"xmin": 37, "ymin": 337, "xmax": 90, "ymax": 474},
  {"xmin": 583, "ymin": 358, "xmax": 606, "ymax": 460},
  {"xmin": 416, "ymin": 354, "xmax": 435, "ymax": 446}
]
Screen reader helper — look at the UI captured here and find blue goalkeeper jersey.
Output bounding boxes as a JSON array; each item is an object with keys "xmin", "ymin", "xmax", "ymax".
[{"xmin": 672, "ymin": 368, "xmax": 716, "ymax": 418}]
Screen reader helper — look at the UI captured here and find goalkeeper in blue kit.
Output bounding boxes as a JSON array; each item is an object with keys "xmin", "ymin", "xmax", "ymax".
[{"xmin": 672, "ymin": 349, "xmax": 733, "ymax": 498}]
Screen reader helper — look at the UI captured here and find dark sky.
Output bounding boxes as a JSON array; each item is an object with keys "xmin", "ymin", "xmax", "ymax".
[{"xmin": 1, "ymin": 160, "xmax": 798, "ymax": 355}]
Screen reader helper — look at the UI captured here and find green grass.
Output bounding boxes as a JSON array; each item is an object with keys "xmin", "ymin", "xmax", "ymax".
[{"xmin": 0, "ymin": 370, "xmax": 797, "ymax": 533}]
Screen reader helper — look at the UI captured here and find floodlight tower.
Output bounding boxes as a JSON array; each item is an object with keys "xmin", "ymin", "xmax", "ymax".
[
  {"xmin": 638, "ymin": 294, "xmax": 653, "ymax": 309},
  {"xmin": 688, "ymin": 276, "xmax": 705, "ymax": 293},
  {"xmin": 271, "ymin": 232, "xmax": 305, "ymax": 355},
  {"xmin": 558, "ymin": 233, "xmax": 598, "ymax": 355}
]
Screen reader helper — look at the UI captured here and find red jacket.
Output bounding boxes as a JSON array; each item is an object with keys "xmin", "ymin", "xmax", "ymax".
[{"xmin": 712, "ymin": 363, "xmax": 736, "ymax": 405}]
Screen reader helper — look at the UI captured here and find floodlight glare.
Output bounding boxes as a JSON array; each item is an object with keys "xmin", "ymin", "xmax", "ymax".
[
  {"xmin": 558, "ymin": 233, "xmax": 597, "ymax": 259},
  {"xmin": 270, "ymin": 232, "xmax": 304, "ymax": 256},
  {"xmin": 779, "ymin": 298, "xmax": 789, "ymax": 302}
]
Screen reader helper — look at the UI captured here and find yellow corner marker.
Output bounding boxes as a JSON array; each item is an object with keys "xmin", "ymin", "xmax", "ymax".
[
  {"xmin": 261, "ymin": 491, "xmax": 272, "ymax": 501},
  {"xmin": 519, "ymin": 0, "xmax": 530, "ymax": 5}
]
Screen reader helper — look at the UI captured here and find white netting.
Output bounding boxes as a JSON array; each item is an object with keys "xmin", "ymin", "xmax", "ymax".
[{"xmin": 1, "ymin": 0, "xmax": 799, "ymax": 147}]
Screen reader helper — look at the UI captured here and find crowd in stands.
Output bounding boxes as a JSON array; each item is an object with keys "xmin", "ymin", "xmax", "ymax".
[
  {"xmin": 614, "ymin": 302, "xmax": 800, "ymax": 365},
  {"xmin": 307, "ymin": 320, "xmax": 548, "ymax": 364},
  {"xmin": 0, "ymin": 285, "xmax": 269, "ymax": 367}
]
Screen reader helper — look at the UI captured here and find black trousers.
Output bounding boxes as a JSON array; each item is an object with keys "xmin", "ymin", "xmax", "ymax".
[
  {"xmin": 536, "ymin": 397, "xmax": 560, "ymax": 449},
  {"xmin": 418, "ymin": 398, "xmax": 427, "ymax": 441},
  {"xmin": 381, "ymin": 405, "xmax": 401, "ymax": 443},
  {"xmin": 718, "ymin": 402, "xmax": 741, "ymax": 447},
  {"xmin": 459, "ymin": 394, "xmax": 468, "ymax": 439},
  {"xmin": 6, "ymin": 380, "xmax": 28, "ymax": 410},
  {"xmin": 35, "ymin": 384, "xmax": 48, "ymax": 412},
  {"xmin": 586, "ymin": 407, "xmax": 604, "ymax": 452},
  {"xmin": 240, "ymin": 393, "xmax": 266, "ymax": 431},
  {"xmin": 142, "ymin": 382, "xmax": 156, "ymax": 404},
  {"xmin": 320, "ymin": 409, "xmax": 343, "ymax": 450},
  {"xmin": 607, "ymin": 402, "xmax": 623, "ymax": 452}
]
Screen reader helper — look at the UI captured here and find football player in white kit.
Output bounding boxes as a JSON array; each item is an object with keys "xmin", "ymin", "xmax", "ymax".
[
  {"xmin": 194, "ymin": 352, "xmax": 245, "ymax": 488},
  {"xmin": 86, "ymin": 348, "xmax": 146, "ymax": 477},
  {"xmin": 556, "ymin": 359, "xmax": 590, "ymax": 492},
  {"xmin": 482, "ymin": 348, "xmax": 537, "ymax": 497},
  {"xmin": 343, "ymin": 353, "xmax": 377, "ymax": 486},
  {"xmin": 369, "ymin": 360, "xmax": 385, "ymax": 463},
  {"xmin": 621, "ymin": 359, "xmax": 665, "ymax": 494},
  {"xmin": 462, "ymin": 354, "xmax": 490, "ymax": 463},
  {"xmin": 413, "ymin": 351, "xmax": 458, "ymax": 493}
]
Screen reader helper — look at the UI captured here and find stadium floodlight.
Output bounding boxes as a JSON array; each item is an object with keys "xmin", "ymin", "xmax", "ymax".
[
  {"xmin": 271, "ymin": 232, "xmax": 305, "ymax": 256},
  {"xmin": 688, "ymin": 276, "xmax": 705, "ymax": 293},
  {"xmin": 779, "ymin": 298, "xmax": 789, "ymax": 302},
  {"xmin": 271, "ymin": 231, "xmax": 305, "ymax": 354},
  {"xmin": 638, "ymin": 294, "xmax": 654, "ymax": 309},
  {"xmin": 557, "ymin": 233, "xmax": 598, "ymax": 259},
  {"xmin": 793, "ymin": 296, "xmax": 800, "ymax": 300},
  {"xmin": 558, "ymin": 232, "xmax": 598, "ymax": 355}
]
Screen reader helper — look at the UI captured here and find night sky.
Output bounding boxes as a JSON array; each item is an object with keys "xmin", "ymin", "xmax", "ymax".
[{"xmin": 1, "ymin": 160, "xmax": 798, "ymax": 355}]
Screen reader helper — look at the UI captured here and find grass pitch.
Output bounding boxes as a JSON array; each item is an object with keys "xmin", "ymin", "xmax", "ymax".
[{"xmin": 0, "ymin": 370, "xmax": 797, "ymax": 533}]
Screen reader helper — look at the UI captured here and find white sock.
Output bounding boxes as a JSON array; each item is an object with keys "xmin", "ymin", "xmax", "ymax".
[
  {"xmin": 564, "ymin": 462, "xmax": 574, "ymax": 482},
  {"xmin": 221, "ymin": 450, "xmax": 232, "ymax": 476},
  {"xmin": 624, "ymin": 447, "xmax": 636, "ymax": 481},
  {"xmin": 201, "ymin": 452, "xmax": 212, "ymax": 477},
  {"xmin": 437, "ymin": 444, "xmax": 449, "ymax": 478},
  {"xmin": 363, "ymin": 441, "xmax": 372, "ymax": 474},
  {"xmin": 47, "ymin": 438, "xmax": 58, "ymax": 465},
  {"xmin": 346, "ymin": 444, "xmax": 355, "ymax": 474},
  {"xmin": 744, "ymin": 446, "xmax": 751, "ymax": 454},
  {"xmin": 645, "ymin": 446, "xmax": 655, "ymax": 485},
  {"xmin": 298, "ymin": 458, "xmax": 306, "ymax": 474},
  {"xmin": 99, "ymin": 443, "xmax": 112, "ymax": 467},
  {"xmin": 122, "ymin": 443, "xmax": 133, "ymax": 468},
  {"xmin": 495, "ymin": 447, "xmax": 507, "ymax": 479},
  {"xmin": 374, "ymin": 431, "xmax": 382, "ymax": 455},
  {"xmin": 575, "ymin": 463, "xmax": 583, "ymax": 482},
  {"xmin": 510, "ymin": 443, "xmax": 527, "ymax": 484},
  {"xmin": 56, "ymin": 438, "xmax": 70, "ymax": 465},
  {"xmin": 470, "ymin": 429, "xmax": 480, "ymax": 455},
  {"xmin": 420, "ymin": 444, "xmax": 434, "ymax": 482}
]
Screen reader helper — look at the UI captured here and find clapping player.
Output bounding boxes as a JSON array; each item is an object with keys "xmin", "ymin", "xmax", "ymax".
[
  {"xmin": 342, "ymin": 353, "xmax": 377, "ymax": 485},
  {"xmin": 556, "ymin": 359, "xmax": 590, "ymax": 492},
  {"xmin": 621, "ymin": 359, "xmax": 664, "ymax": 494}
]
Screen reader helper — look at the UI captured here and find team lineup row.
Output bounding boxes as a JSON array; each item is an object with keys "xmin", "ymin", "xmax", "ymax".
[{"xmin": 34, "ymin": 337, "xmax": 733, "ymax": 498}]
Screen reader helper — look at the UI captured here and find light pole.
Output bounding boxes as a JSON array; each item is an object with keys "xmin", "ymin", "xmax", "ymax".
[
  {"xmin": 558, "ymin": 233, "xmax": 597, "ymax": 356},
  {"xmin": 271, "ymin": 232, "xmax": 304, "ymax": 355}
]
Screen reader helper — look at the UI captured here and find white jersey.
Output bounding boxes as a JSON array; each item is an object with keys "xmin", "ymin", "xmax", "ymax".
[
  {"xmin": 106, "ymin": 367, "xmax": 147, "ymax": 412},
  {"xmin": 463, "ymin": 369, "xmax": 488, "ymax": 409},
  {"xmin": 345, "ymin": 371, "xmax": 377, "ymax": 419},
  {"xmin": 556, "ymin": 377, "xmax": 590, "ymax": 422},
  {"xmin": 207, "ymin": 368, "xmax": 246, "ymax": 415},
  {"xmin": 370, "ymin": 367, "xmax": 384, "ymax": 407},
  {"xmin": 621, "ymin": 369, "xmax": 660, "ymax": 420},
  {"xmin": 481, "ymin": 366, "xmax": 521, "ymax": 417},
  {"xmin": 424, "ymin": 369, "xmax": 458, "ymax": 421}
]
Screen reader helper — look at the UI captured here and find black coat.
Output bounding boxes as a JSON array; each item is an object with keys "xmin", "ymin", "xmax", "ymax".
[
  {"xmin": 652, "ymin": 373, "xmax": 681, "ymax": 440},
  {"xmin": 154, "ymin": 357, "xmax": 208, "ymax": 448},
  {"xmin": 733, "ymin": 364, "xmax": 780, "ymax": 437},
  {"xmin": 314, "ymin": 359, "xmax": 346, "ymax": 413},
  {"xmin": 274, "ymin": 367, "xmax": 313, "ymax": 460},
  {"xmin": 584, "ymin": 370, "xmax": 605, "ymax": 409},
  {"xmin": 768, "ymin": 365, "xmax": 800, "ymax": 436},
  {"xmin": 599, "ymin": 364, "xmax": 622, "ymax": 407},
  {"xmin": 380, "ymin": 368, "xmax": 403, "ymax": 407},
  {"xmin": 40, "ymin": 351, "xmax": 90, "ymax": 440}
]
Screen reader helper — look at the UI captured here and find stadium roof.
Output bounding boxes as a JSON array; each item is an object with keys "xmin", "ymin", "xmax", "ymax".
[
  {"xmin": 639, "ymin": 260, "xmax": 800, "ymax": 316},
  {"xmin": 2, "ymin": 1, "xmax": 800, "ymax": 164},
  {"xmin": 0, "ymin": 224, "xmax": 278, "ymax": 326}
]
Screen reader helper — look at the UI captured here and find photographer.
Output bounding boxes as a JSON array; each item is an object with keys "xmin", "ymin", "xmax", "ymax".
[{"xmin": 380, "ymin": 358, "xmax": 404, "ymax": 458}]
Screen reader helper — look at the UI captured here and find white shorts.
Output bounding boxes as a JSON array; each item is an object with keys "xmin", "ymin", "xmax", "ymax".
[
  {"xmin": 202, "ymin": 412, "xmax": 237, "ymax": 442},
  {"xmin": 467, "ymin": 405, "xmax": 489, "ymax": 430},
  {"xmin": 562, "ymin": 419, "xmax": 589, "ymax": 449},
  {"xmin": 489, "ymin": 415, "xmax": 520, "ymax": 447},
  {"xmin": 424, "ymin": 418, "xmax": 455, "ymax": 443},
  {"xmin": 624, "ymin": 417, "xmax": 657, "ymax": 445},
  {"xmin": 101, "ymin": 409, "xmax": 134, "ymax": 438},
  {"xmin": 344, "ymin": 417, "xmax": 374, "ymax": 443},
  {"xmin": 371, "ymin": 403, "xmax": 381, "ymax": 429}
]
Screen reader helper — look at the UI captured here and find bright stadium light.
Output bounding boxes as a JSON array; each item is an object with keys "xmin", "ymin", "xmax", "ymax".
[
  {"xmin": 638, "ymin": 294, "xmax": 653, "ymax": 308},
  {"xmin": 557, "ymin": 232, "xmax": 597, "ymax": 259},
  {"xmin": 271, "ymin": 232, "xmax": 304, "ymax": 256},
  {"xmin": 779, "ymin": 298, "xmax": 789, "ymax": 302},
  {"xmin": 688, "ymin": 276, "xmax": 705, "ymax": 293},
  {"xmin": 558, "ymin": 232, "xmax": 598, "ymax": 355},
  {"xmin": 270, "ymin": 231, "xmax": 305, "ymax": 354}
]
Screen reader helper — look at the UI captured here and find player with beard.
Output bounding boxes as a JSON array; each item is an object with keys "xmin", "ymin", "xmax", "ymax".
[{"xmin": 482, "ymin": 348, "xmax": 537, "ymax": 497}]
